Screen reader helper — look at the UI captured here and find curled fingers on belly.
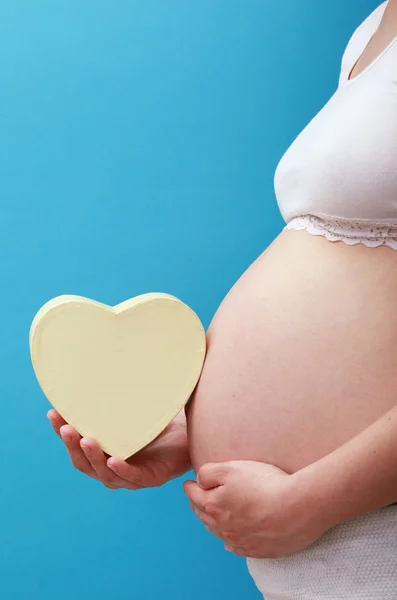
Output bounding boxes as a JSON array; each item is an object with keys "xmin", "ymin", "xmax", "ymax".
[
  {"xmin": 224, "ymin": 544, "xmax": 252, "ymax": 557},
  {"xmin": 190, "ymin": 502, "xmax": 217, "ymax": 528},
  {"xmin": 184, "ymin": 480, "xmax": 228, "ymax": 537},
  {"xmin": 189, "ymin": 502, "xmax": 237, "ymax": 545}
]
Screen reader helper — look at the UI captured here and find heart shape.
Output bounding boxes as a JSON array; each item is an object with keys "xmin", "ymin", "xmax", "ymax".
[{"xmin": 30, "ymin": 293, "xmax": 206, "ymax": 459}]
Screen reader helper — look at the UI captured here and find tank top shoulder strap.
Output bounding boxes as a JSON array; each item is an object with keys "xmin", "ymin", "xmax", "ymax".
[{"xmin": 338, "ymin": 1, "xmax": 388, "ymax": 87}]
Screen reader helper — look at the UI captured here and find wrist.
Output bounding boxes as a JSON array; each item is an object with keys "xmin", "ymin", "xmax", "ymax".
[{"xmin": 289, "ymin": 461, "xmax": 342, "ymax": 533}]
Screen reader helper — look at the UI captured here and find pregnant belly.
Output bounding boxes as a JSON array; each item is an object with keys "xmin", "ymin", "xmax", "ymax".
[{"xmin": 187, "ymin": 229, "xmax": 397, "ymax": 475}]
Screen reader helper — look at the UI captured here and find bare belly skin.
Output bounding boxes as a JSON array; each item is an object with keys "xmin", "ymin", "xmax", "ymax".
[{"xmin": 187, "ymin": 229, "xmax": 397, "ymax": 476}]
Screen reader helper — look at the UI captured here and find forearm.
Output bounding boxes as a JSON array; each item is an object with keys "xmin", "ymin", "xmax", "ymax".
[{"xmin": 295, "ymin": 403, "xmax": 397, "ymax": 529}]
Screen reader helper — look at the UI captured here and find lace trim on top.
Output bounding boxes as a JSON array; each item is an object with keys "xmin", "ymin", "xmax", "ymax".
[{"xmin": 285, "ymin": 215, "xmax": 397, "ymax": 249}]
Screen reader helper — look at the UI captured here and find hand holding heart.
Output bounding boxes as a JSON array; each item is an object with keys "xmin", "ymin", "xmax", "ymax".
[
  {"xmin": 32, "ymin": 293, "xmax": 203, "ymax": 489},
  {"xmin": 48, "ymin": 407, "xmax": 190, "ymax": 490},
  {"xmin": 184, "ymin": 460, "xmax": 330, "ymax": 559}
]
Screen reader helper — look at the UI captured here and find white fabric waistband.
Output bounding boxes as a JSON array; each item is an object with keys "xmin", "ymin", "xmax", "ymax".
[
  {"xmin": 285, "ymin": 215, "xmax": 397, "ymax": 249},
  {"xmin": 247, "ymin": 504, "xmax": 397, "ymax": 600}
]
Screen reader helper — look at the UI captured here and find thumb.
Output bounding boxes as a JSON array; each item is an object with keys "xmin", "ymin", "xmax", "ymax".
[{"xmin": 197, "ymin": 462, "xmax": 229, "ymax": 490}]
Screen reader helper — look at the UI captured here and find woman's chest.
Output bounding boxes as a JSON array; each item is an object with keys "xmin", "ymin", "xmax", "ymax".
[{"xmin": 274, "ymin": 71, "xmax": 397, "ymax": 224}]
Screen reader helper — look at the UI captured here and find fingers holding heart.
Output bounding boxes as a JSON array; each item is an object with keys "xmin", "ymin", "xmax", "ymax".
[
  {"xmin": 53, "ymin": 415, "xmax": 146, "ymax": 490},
  {"xmin": 48, "ymin": 409, "xmax": 67, "ymax": 437},
  {"xmin": 79, "ymin": 438, "xmax": 138, "ymax": 490},
  {"xmin": 106, "ymin": 457, "xmax": 152, "ymax": 489},
  {"xmin": 59, "ymin": 425, "xmax": 99, "ymax": 480}
]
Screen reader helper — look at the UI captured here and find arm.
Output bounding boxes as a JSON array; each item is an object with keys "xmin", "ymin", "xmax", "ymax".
[{"xmin": 295, "ymin": 403, "xmax": 397, "ymax": 530}]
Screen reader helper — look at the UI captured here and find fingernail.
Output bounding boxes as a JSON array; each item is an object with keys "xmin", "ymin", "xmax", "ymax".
[
  {"xmin": 61, "ymin": 433, "xmax": 71, "ymax": 443},
  {"xmin": 225, "ymin": 545, "xmax": 232, "ymax": 552},
  {"xmin": 80, "ymin": 444, "xmax": 91, "ymax": 455}
]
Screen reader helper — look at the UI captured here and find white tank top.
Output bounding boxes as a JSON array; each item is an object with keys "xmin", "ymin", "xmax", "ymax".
[{"xmin": 275, "ymin": 1, "xmax": 397, "ymax": 248}]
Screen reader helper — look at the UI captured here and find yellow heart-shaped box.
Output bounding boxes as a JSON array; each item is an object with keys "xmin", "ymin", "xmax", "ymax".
[{"xmin": 30, "ymin": 293, "xmax": 206, "ymax": 459}]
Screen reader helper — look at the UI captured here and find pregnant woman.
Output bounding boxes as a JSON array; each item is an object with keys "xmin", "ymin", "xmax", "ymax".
[{"xmin": 49, "ymin": 1, "xmax": 397, "ymax": 598}]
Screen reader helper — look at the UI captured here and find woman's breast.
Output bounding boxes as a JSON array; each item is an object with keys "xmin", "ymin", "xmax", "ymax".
[{"xmin": 187, "ymin": 229, "xmax": 397, "ymax": 474}]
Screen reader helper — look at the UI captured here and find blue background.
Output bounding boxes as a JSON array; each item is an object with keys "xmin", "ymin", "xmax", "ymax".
[{"xmin": 1, "ymin": 1, "xmax": 376, "ymax": 598}]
